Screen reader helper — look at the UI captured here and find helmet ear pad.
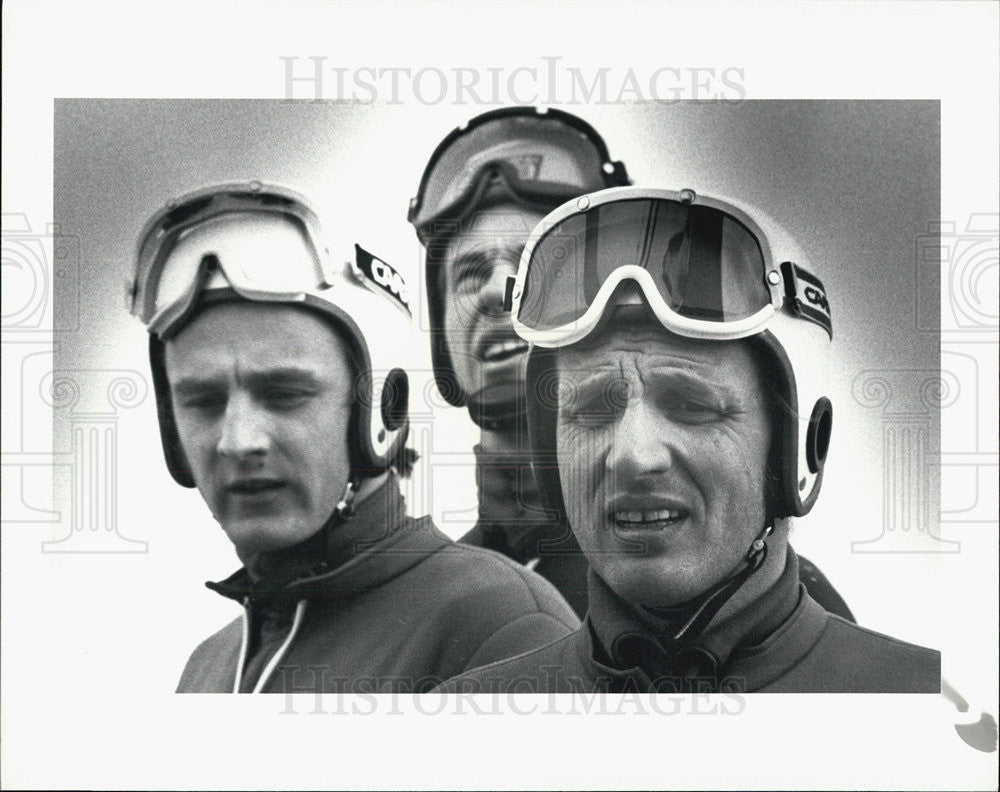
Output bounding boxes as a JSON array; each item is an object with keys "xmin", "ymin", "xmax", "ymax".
[
  {"xmin": 746, "ymin": 333, "xmax": 830, "ymax": 519},
  {"xmin": 380, "ymin": 367, "xmax": 409, "ymax": 432},
  {"xmin": 300, "ymin": 305, "xmax": 408, "ymax": 477},
  {"xmin": 149, "ymin": 335, "xmax": 197, "ymax": 489}
]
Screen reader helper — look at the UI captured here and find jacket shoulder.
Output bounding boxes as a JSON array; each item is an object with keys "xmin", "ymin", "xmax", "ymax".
[
  {"xmin": 421, "ymin": 533, "xmax": 579, "ymax": 624},
  {"xmin": 764, "ymin": 610, "xmax": 941, "ymax": 693},
  {"xmin": 435, "ymin": 630, "xmax": 586, "ymax": 693},
  {"xmin": 402, "ymin": 531, "xmax": 580, "ymax": 671},
  {"xmin": 175, "ymin": 616, "xmax": 243, "ymax": 693}
]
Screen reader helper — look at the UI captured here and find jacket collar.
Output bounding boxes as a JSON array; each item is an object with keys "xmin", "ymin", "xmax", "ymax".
[
  {"xmin": 206, "ymin": 474, "xmax": 449, "ymax": 606},
  {"xmin": 585, "ymin": 547, "xmax": 803, "ymax": 691}
]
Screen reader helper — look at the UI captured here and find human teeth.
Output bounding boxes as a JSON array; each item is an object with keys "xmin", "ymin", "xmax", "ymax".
[
  {"xmin": 484, "ymin": 339, "xmax": 527, "ymax": 359},
  {"xmin": 614, "ymin": 509, "xmax": 681, "ymax": 524}
]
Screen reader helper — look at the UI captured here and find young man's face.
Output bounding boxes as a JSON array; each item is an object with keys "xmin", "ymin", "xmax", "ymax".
[
  {"xmin": 440, "ymin": 202, "xmax": 546, "ymax": 406},
  {"xmin": 164, "ymin": 302, "xmax": 353, "ymax": 559},
  {"xmin": 555, "ymin": 318, "xmax": 773, "ymax": 607}
]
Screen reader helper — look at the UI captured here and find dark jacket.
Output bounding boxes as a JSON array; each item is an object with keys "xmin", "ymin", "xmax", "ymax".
[
  {"xmin": 176, "ymin": 475, "xmax": 579, "ymax": 693},
  {"xmin": 438, "ymin": 548, "xmax": 940, "ymax": 694}
]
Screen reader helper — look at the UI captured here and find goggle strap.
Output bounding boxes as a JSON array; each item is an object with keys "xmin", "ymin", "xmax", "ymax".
[
  {"xmin": 780, "ymin": 261, "xmax": 833, "ymax": 339},
  {"xmin": 417, "ymin": 163, "xmax": 590, "ymax": 243},
  {"xmin": 503, "ymin": 276, "xmax": 516, "ymax": 313}
]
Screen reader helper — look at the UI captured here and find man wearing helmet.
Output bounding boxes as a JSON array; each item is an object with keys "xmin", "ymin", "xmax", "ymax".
[
  {"xmin": 131, "ymin": 183, "xmax": 578, "ymax": 694},
  {"xmin": 409, "ymin": 107, "xmax": 855, "ymax": 623},
  {"xmin": 440, "ymin": 186, "xmax": 940, "ymax": 693}
]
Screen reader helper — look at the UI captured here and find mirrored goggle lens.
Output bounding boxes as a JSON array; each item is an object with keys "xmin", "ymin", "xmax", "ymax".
[
  {"xmin": 139, "ymin": 211, "xmax": 324, "ymax": 325},
  {"xmin": 414, "ymin": 116, "xmax": 608, "ymax": 229},
  {"xmin": 518, "ymin": 198, "xmax": 770, "ymax": 331}
]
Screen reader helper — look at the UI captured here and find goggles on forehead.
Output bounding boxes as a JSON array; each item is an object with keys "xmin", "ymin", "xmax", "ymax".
[
  {"xmin": 508, "ymin": 187, "xmax": 833, "ymax": 347},
  {"xmin": 130, "ymin": 183, "xmax": 343, "ymax": 338},
  {"xmin": 408, "ymin": 107, "xmax": 628, "ymax": 241}
]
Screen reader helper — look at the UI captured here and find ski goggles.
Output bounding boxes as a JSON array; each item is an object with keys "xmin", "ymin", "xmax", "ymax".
[
  {"xmin": 408, "ymin": 107, "xmax": 628, "ymax": 241},
  {"xmin": 129, "ymin": 183, "xmax": 339, "ymax": 337},
  {"xmin": 509, "ymin": 187, "xmax": 833, "ymax": 346}
]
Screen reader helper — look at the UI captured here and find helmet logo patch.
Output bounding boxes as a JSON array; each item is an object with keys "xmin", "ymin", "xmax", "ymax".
[
  {"xmin": 804, "ymin": 285, "xmax": 829, "ymax": 314},
  {"xmin": 354, "ymin": 245, "xmax": 411, "ymax": 315},
  {"xmin": 781, "ymin": 260, "xmax": 833, "ymax": 339}
]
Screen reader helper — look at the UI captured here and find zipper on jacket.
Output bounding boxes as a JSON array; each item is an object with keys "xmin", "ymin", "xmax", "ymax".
[
  {"xmin": 232, "ymin": 596, "xmax": 253, "ymax": 694},
  {"xmin": 251, "ymin": 599, "xmax": 308, "ymax": 693},
  {"xmin": 232, "ymin": 597, "xmax": 309, "ymax": 694}
]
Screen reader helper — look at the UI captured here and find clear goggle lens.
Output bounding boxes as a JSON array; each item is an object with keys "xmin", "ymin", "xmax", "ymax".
[
  {"xmin": 519, "ymin": 197, "xmax": 772, "ymax": 334},
  {"xmin": 411, "ymin": 113, "xmax": 615, "ymax": 233},
  {"xmin": 133, "ymin": 191, "xmax": 329, "ymax": 336}
]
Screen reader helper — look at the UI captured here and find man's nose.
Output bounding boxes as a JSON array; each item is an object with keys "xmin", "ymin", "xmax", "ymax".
[
  {"xmin": 216, "ymin": 393, "xmax": 271, "ymax": 460},
  {"xmin": 477, "ymin": 258, "xmax": 519, "ymax": 317},
  {"xmin": 606, "ymin": 399, "xmax": 673, "ymax": 480}
]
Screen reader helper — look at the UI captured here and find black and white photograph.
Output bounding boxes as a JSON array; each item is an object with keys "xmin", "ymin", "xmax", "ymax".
[{"xmin": 2, "ymin": 1, "xmax": 997, "ymax": 789}]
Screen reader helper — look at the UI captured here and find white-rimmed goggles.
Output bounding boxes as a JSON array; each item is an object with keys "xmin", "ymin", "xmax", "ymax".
[
  {"xmin": 508, "ymin": 187, "xmax": 832, "ymax": 347},
  {"xmin": 130, "ymin": 184, "xmax": 343, "ymax": 338}
]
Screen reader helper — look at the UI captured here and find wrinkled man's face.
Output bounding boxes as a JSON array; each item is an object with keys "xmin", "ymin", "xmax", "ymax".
[
  {"xmin": 555, "ymin": 318, "xmax": 772, "ymax": 607},
  {"xmin": 441, "ymin": 202, "xmax": 546, "ymax": 406},
  {"xmin": 165, "ymin": 302, "xmax": 353, "ymax": 558}
]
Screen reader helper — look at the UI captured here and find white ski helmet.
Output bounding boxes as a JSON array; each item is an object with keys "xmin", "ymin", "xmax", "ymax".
[
  {"xmin": 129, "ymin": 182, "xmax": 412, "ymax": 487},
  {"xmin": 509, "ymin": 185, "xmax": 833, "ymax": 520}
]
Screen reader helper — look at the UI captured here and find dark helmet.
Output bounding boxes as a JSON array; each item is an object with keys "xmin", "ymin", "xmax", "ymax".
[{"xmin": 407, "ymin": 106, "xmax": 630, "ymax": 415}]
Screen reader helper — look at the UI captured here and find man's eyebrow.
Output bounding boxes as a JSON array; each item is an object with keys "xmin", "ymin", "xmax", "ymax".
[
  {"xmin": 451, "ymin": 249, "xmax": 490, "ymax": 281},
  {"xmin": 565, "ymin": 365, "xmax": 736, "ymax": 396},
  {"xmin": 170, "ymin": 375, "xmax": 226, "ymax": 394},
  {"xmin": 171, "ymin": 368, "xmax": 325, "ymax": 393},
  {"xmin": 646, "ymin": 368, "xmax": 742, "ymax": 399},
  {"xmin": 243, "ymin": 368, "xmax": 325, "ymax": 387}
]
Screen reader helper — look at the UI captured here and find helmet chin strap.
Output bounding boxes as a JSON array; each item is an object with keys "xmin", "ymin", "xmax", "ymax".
[
  {"xmin": 315, "ymin": 477, "xmax": 359, "ymax": 568},
  {"xmin": 642, "ymin": 523, "xmax": 774, "ymax": 640}
]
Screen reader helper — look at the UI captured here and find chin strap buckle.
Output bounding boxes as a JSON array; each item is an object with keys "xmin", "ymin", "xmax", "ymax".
[
  {"xmin": 747, "ymin": 525, "xmax": 773, "ymax": 561},
  {"xmin": 334, "ymin": 480, "xmax": 357, "ymax": 521}
]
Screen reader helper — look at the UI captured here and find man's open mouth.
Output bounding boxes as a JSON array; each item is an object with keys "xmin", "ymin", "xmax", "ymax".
[
  {"xmin": 611, "ymin": 508, "xmax": 687, "ymax": 530},
  {"xmin": 227, "ymin": 479, "xmax": 286, "ymax": 496},
  {"xmin": 480, "ymin": 337, "xmax": 528, "ymax": 363}
]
